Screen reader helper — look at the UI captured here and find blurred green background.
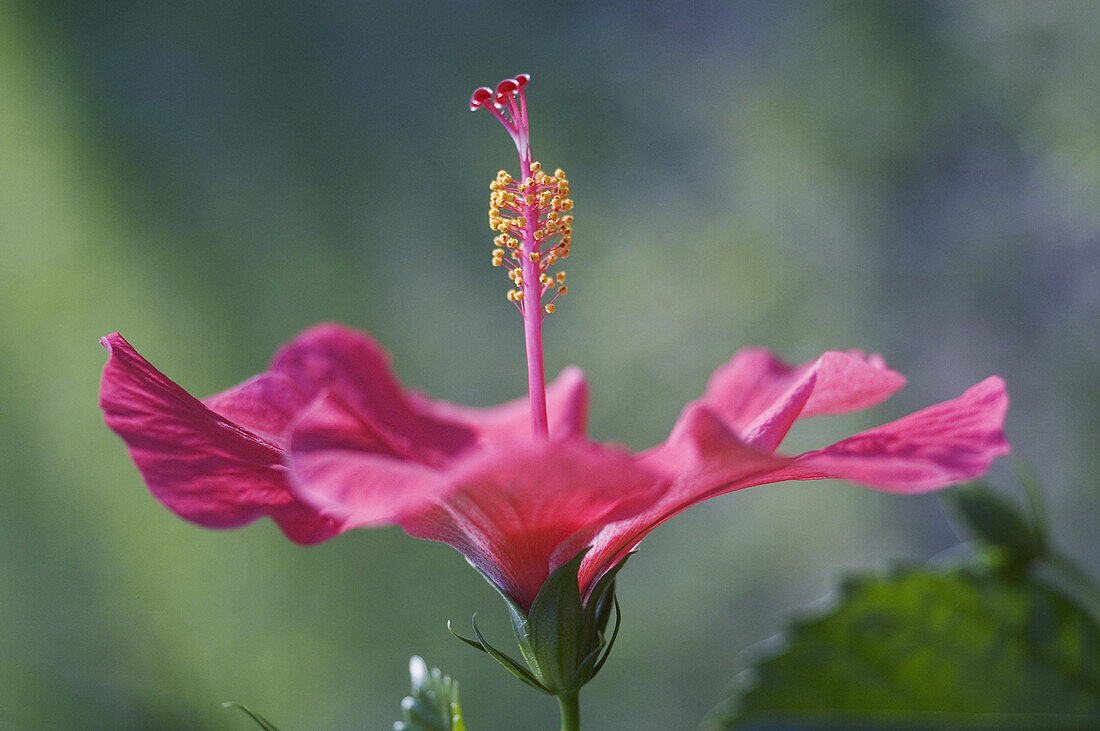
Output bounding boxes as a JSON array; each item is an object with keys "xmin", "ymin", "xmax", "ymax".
[{"xmin": 2, "ymin": 1, "xmax": 1098, "ymax": 728}]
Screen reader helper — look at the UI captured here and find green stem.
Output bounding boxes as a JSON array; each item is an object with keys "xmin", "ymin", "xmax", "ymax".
[{"xmin": 556, "ymin": 690, "xmax": 580, "ymax": 731}]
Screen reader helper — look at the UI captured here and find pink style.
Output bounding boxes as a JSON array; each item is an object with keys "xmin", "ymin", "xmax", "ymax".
[{"xmin": 99, "ymin": 75, "xmax": 1010, "ymax": 614}]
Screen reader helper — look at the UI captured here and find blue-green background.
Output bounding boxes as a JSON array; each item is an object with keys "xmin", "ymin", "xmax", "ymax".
[{"xmin": 2, "ymin": 1, "xmax": 1098, "ymax": 728}]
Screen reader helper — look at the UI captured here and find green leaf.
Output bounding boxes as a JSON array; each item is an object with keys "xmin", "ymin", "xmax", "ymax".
[
  {"xmin": 393, "ymin": 656, "xmax": 466, "ymax": 731},
  {"xmin": 1013, "ymin": 461, "xmax": 1050, "ymax": 548},
  {"xmin": 705, "ymin": 567, "xmax": 1100, "ymax": 728},
  {"xmin": 943, "ymin": 482, "xmax": 1046, "ymax": 569},
  {"xmin": 222, "ymin": 702, "xmax": 283, "ymax": 731}
]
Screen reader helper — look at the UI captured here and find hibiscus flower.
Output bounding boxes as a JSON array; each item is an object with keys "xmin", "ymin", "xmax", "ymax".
[
  {"xmin": 100, "ymin": 328, "xmax": 1008, "ymax": 611},
  {"xmin": 99, "ymin": 74, "xmax": 1009, "ymax": 699}
]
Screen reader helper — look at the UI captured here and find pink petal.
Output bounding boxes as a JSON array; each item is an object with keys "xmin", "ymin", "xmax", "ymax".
[
  {"xmin": 400, "ymin": 439, "xmax": 665, "ymax": 612},
  {"xmin": 269, "ymin": 323, "xmax": 410, "ymax": 425},
  {"xmin": 778, "ymin": 376, "xmax": 1011, "ymax": 492},
  {"xmin": 287, "ymin": 392, "xmax": 450, "ymax": 527},
  {"xmin": 99, "ymin": 333, "xmax": 342, "ymax": 544},
  {"xmin": 412, "ymin": 365, "xmax": 589, "ymax": 442},
  {"xmin": 203, "ymin": 373, "xmax": 310, "ymax": 446},
  {"xmin": 581, "ymin": 375, "xmax": 1008, "ymax": 593},
  {"xmin": 268, "ymin": 323, "xmax": 477, "ymax": 459},
  {"xmin": 703, "ymin": 348, "xmax": 906, "ymax": 449},
  {"xmin": 581, "ymin": 405, "xmax": 791, "ymax": 594}
]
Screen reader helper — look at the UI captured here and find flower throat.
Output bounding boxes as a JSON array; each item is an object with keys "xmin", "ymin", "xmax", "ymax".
[{"xmin": 471, "ymin": 74, "xmax": 574, "ymax": 440}]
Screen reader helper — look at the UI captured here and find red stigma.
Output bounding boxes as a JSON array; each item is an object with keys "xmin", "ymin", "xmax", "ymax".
[{"xmin": 469, "ymin": 87, "xmax": 493, "ymax": 111}]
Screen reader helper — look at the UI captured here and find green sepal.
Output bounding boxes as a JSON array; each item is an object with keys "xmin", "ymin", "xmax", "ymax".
[
  {"xmin": 222, "ymin": 702, "xmax": 283, "ymax": 731},
  {"xmin": 464, "ymin": 561, "xmax": 538, "ymax": 672},
  {"xmin": 944, "ymin": 481, "xmax": 1046, "ymax": 570},
  {"xmin": 525, "ymin": 550, "xmax": 589, "ymax": 690},
  {"xmin": 588, "ymin": 594, "xmax": 622, "ymax": 679},
  {"xmin": 447, "ymin": 618, "xmax": 549, "ymax": 692},
  {"xmin": 455, "ymin": 550, "xmax": 634, "ymax": 695},
  {"xmin": 393, "ymin": 656, "xmax": 466, "ymax": 731}
]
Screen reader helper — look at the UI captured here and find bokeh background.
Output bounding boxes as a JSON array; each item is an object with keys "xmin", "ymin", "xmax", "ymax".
[{"xmin": 2, "ymin": 1, "xmax": 1098, "ymax": 728}]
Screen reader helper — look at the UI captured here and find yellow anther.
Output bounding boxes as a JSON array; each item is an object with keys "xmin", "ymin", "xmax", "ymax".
[
  {"xmin": 544, "ymin": 303, "xmax": 555, "ymax": 314},
  {"xmin": 488, "ymin": 167, "xmax": 573, "ymax": 307}
]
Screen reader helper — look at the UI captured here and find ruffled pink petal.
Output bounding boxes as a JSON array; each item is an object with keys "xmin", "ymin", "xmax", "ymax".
[
  {"xmin": 581, "ymin": 375, "xmax": 1009, "ymax": 594},
  {"xmin": 703, "ymin": 348, "xmax": 906, "ymax": 449},
  {"xmin": 580, "ymin": 405, "xmax": 791, "ymax": 594},
  {"xmin": 269, "ymin": 323, "xmax": 413, "ymax": 427},
  {"xmin": 776, "ymin": 376, "xmax": 1011, "ymax": 492},
  {"xmin": 99, "ymin": 333, "xmax": 341, "ymax": 544},
  {"xmin": 412, "ymin": 365, "xmax": 589, "ymax": 443},
  {"xmin": 269, "ymin": 323, "xmax": 476, "ymax": 460},
  {"xmin": 203, "ymin": 373, "xmax": 310, "ymax": 445},
  {"xmin": 287, "ymin": 392, "xmax": 451, "ymax": 527},
  {"xmin": 400, "ymin": 439, "xmax": 666, "ymax": 612}
]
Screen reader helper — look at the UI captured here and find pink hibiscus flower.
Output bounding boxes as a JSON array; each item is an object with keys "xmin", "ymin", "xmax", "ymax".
[
  {"xmin": 99, "ymin": 74, "xmax": 1009, "ymax": 694},
  {"xmin": 100, "ymin": 327, "xmax": 1008, "ymax": 610}
]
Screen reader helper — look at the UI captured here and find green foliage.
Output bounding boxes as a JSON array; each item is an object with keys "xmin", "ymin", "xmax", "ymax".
[
  {"xmin": 394, "ymin": 656, "xmax": 465, "ymax": 731},
  {"xmin": 943, "ymin": 482, "xmax": 1046, "ymax": 571},
  {"xmin": 705, "ymin": 567, "xmax": 1100, "ymax": 728},
  {"xmin": 706, "ymin": 480, "xmax": 1100, "ymax": 728}
]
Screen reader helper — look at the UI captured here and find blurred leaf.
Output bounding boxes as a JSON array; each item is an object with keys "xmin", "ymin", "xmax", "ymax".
[
  {"xmin": 943, "ymin": 482, "xmax": 1046, "ymax": 570},
  {"xmin": 1013, "ymin": 462, "xmax": 1050, "ymax": 545},
  {"xmin": 705, "ymin": 567, "xmax": 1100, "ymax": 729},
  {"xmin": 394, "ymin": 656, "xmax": 466, "ymax": 731},
  {"xmin": 222, "ymin": 702, "xmax": 283, "ymax": 731}
]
